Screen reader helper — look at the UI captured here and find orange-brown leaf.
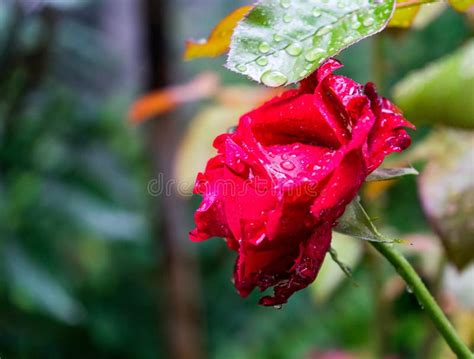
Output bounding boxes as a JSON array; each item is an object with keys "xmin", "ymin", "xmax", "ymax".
[
  {"xmin": 128, "ymin": 72, "xmax": 219, "ymax": 124},
  {"xmin": 183, "ymin": 6, "xmax": 253, "ymax": 60}
]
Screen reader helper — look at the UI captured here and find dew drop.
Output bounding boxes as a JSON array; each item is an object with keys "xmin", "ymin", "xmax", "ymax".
[
  {"xmin": 305, "ymin": 48, "xmax": 324, "ymax": 62},
  {"xmin": 261, "ymin": 70, "xmax": 288, "ymax": 87},
  {"xmin": 256, "ymin": 57, "xmax": 269, "ymax": 66},
  {"xmin": 316, "ymin": 26, "xmax": 331, "ymax": 36},
  {"xmin": 363, "ymin": 18, "xmax": 375, "ymax": 27},
  {"xmin": 312, "ymin": 8, "xmax": 322, "ymax": 17},
  {"xmin": 273, "ymin": 304, "xmax": 282, "ymax": 310},
  {"xmin": 227, "ymin": 126, "xmax": 237, "ymax": 134},
  {"xmin": 352, "ymin": 22, "xmax": 361, "ymax": 29},
  {"xmin": 273, "ymin": 34, "xmax": 283, "ymax": 42},
  {"xmin": 283, "ymin": 14, "xmax": 292, "ymax": 23},
  {"xmin": 280, "ymin": 160, "xmax": 296, "ymax": 171},
  {"xmin": 337, "ymin": 1, "xmax": 345, "ymax": 9},
  {"xmin": 258, "ymin": 42, "xmax": 271, "ymax": 54},
  {"xmin": 236, "ymin": 64, "xmax": 247, "ymax": 72},
  {"xmin": 286, "ymin": 42, "xmax": 303, "ymax": 56},
  {"xmin": 280, "ymin": 0, "xmax": 290, "ymax": 8},
  {"xmin": 299, "ymin": 70, "xmax": 308, "ymax": 77}
]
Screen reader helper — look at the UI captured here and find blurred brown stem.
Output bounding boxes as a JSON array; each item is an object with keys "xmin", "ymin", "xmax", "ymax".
[
  {"xmin": 142, "ymin": 1, "xmax": 204, "ymax": 359},
  {"xmin": 0, "ymin": 6, "xmax": 57, "ymax": 170}
]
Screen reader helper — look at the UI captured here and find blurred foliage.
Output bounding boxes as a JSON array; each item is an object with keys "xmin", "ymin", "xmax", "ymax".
[
  {"xmin": 394, "ymin": 39, "xmax": 474, "ymax": 128},
  {"xmin": 418, "ymin": 130, "xmax": 474, "ymax": 270},
  {"xmin": 0, "ymin": 1, "xmax": 159, "ymax": 358},
  {"xmin": 0, "ymin": 0, "xmax": 473, "ymax": 358}
]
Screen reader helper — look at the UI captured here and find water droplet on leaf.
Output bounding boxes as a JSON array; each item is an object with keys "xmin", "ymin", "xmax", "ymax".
[
  {"xmin": 305, "ymin": 48, "xmax": 324, "ymax": 62},
  {"xmin": 312, "ymin": 8, "xmax": 322, "ymax": 17},
  {"xmin": 256, "ymin": 57, "xmax": 269, "ymax": 66},
  {"xmin": 352, "ymin": 22, "xmax": 361, "ymax": 29},
  {"xmin": 317, "ymin": 26, "xmax": 331, "ymax": 36},
  {"xmin": 363, "ymin": 18, "xmax": 374, "ymax": 26},
  {"xmin": 286, "ymin": 42, "xmax": 303, "ymax": 56},
  {"xmin": 259, "ymin": 42, "xmax": 271, "ymax": 54},
  {"xmin": 261, "ymin": 70, "xmax": 288, "ymax": 87},
  {"xmin": 236, "ymin": 64, "xmax": 247, "ymax": 72}
]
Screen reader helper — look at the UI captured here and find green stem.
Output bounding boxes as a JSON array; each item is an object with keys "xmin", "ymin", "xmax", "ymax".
[{"xmin": 370, "ymin": 241, "xmax": 473, "ymax": 359}]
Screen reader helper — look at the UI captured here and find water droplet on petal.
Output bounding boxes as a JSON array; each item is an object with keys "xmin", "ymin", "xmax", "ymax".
[
  {"xmin": 352, "ymin": 22, "xmax": 361, "ymax": 29},
  {"xmin": 273, "ymin": 34, "xmax": 283, "ymax": 42},
  {"xmin": 261, "ymin": 70, "xmax": 288, "ymax": 87},
  {"xmin": 286, "ymin": 42, "xmax": 303, "ymax": 56},
  {"xmin": 259, "ymin": 42, "xmax": 271, "ymax": 54},
  {"xmin": 283, "ymin": 14, "xmax": 292, "ymax": 23},
  {"xmin": 280, "ymin": 160, "xmax": 296, "ymax": 171},
  {"xmin": 280, "ymin": 0, "xmax": 290, "ymax": 8}
]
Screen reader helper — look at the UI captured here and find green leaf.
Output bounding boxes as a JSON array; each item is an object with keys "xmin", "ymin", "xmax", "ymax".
[
  {"xmin": 226, "ymin": 0, "xmax": 395, "ymax": 86},
  {"xmin": 366, "ymin": 167, "xmax": 419, "ymax": 182},
  {"xmin": 335, "ymin": 198, "xmax": 395, "ymax": 243},
  {"xmin": 393, "ymin": 40, "xmax": 474, "ymax": 129},
  {"xmin": 310, "ymin": 233, "xmax": 363, "ymax": 303}
]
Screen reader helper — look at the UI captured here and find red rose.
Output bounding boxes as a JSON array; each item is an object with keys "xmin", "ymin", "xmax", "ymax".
[{"xmin": 190, "ymin": 59, "xmax": 414, "ymax": 306}]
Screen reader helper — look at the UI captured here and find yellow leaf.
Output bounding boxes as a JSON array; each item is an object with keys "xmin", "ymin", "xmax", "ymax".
[
  {"xmin": 448, "ymin": 0, "xmax": 474, "ymax": 11},
  {"xmin": 183, "ymin": 6, "xmax": 253, "ymax": 60},
  {"xmin": 363, "ymin": 179, "xmax": 397, "ymax": 201},
  {"xmin": 389, "ymin": 0, "xmax": 421, "ymax": 28},
  {"xmin": 173, "ymin": 106, "xmax": 242, "ymax": 196},
  {"xmin": 128, "ymin": 72, "xmax": 219, "ymax": 124}
]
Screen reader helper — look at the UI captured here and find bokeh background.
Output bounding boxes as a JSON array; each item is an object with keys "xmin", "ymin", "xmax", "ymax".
[{"xmin": 0, "ymin": 0, "xmax": 472, "ymax": 358}]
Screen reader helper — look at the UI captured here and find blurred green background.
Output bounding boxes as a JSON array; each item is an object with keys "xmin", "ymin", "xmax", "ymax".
[{"xmin": 0, "ymin": 1, "xmax": 472, "ymax": 358}]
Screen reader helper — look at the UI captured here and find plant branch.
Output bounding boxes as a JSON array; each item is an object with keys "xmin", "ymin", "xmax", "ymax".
[
  {"xmin": 395, "ymin": 0, "xmax": 440, "ymax": 9},
  {"xmin": 370, "ymin": 241, "xmax": 472, "ymax": 359}
]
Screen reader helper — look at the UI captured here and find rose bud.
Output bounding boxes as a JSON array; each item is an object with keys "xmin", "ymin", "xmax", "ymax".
[{"xmin": 190, "ymin": 59, "xmax": 414, "ymax": 306}]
